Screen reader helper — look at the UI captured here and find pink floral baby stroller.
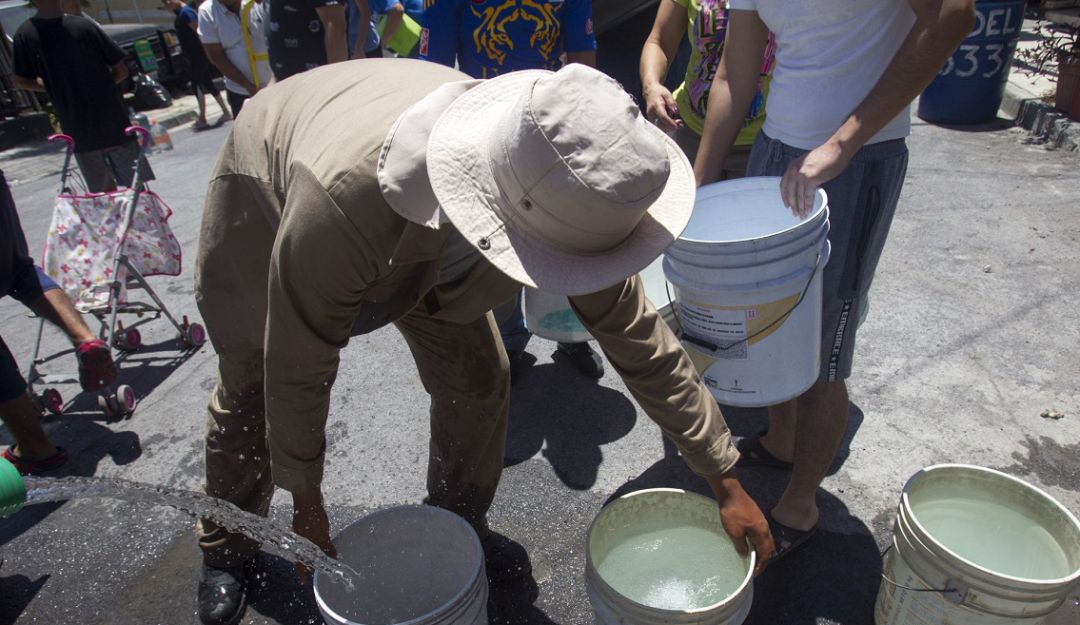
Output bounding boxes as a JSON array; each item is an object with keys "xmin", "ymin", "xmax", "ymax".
[{"xmin": 27, "ymin": 128, "xmax": 205, "ymax": 418}]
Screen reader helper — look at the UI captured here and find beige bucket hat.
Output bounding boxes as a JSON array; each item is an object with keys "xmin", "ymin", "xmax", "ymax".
[{"xmin": 425, "ymin": 64, "xmax": 695, "ymax": 297}]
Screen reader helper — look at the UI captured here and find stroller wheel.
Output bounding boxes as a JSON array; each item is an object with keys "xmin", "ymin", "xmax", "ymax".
[
  {"xmin": 116, "ymin": 385, "xmax": 137, "ymax": 415},
  {"xmin": 97, "ymin": 394, "xmax": 119, "ymax": 418},
  {"xmin": 114, "ymin": 327, "xmax": 142, "ymax": 352},
  {"xmin": 41, "ymin": 388, "xmax": 64, "ymax": 416},
  {"xmin": 182, "ymin": 322, "xmax": 206, "ymax": 349}
]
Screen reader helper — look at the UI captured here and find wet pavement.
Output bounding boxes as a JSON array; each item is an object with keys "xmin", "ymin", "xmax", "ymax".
[{"xmin": 1, "ymin": 26, "xmax": 1079, "ymax": 625}]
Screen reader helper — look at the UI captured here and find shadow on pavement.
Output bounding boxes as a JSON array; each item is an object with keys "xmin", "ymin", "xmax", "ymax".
[
  {"xmin": 504, "ymin": 359, "xmax": 637, "ymax": 490},
  {"xmin": 46, "ymin": 339, "xmax": 202, "ymax": 420},
  {"xmin": 607, "ymin": 434, "xmax": 883, "ymax": 625},
  {"xmin": 0, "ymin": 573, "xmax": 49, "ymax": 625},
  {"xmin": 913, "ymin": 117, "xmax": 1017, "ymax": 133},
  {"xmin": 488, "ymin": 551, "xmax": 560, "ymax": 625}
]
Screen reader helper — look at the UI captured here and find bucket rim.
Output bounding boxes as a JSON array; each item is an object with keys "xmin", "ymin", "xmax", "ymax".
[
  {"xmin": 664, "ymin": 237, "xmax": 830, "ymax": 297},
  {"xmin": 900, "ymin": 463, "xmax": 1080, "ymax": 587},
  {"xmin": 313, "ymin": 504, "xmax": 486, "ymax": 625},
  {"xmin": 682, "ymin": 177, "xmax": 829, "ymax": 245},
  {"xmin": 585, "ymin": 488, "xmax": 757, "ymax": 615}
]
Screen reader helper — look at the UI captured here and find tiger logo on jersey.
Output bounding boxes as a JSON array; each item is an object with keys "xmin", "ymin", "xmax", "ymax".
[{"xmin": 471, "ymin": 0, "xmax": 561, "ymax": 66}]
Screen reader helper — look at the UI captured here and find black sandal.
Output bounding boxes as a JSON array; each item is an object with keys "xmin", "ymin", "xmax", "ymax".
[
  {"xmin": 735, "ymin": 435, "xmax": 794, "ymax": 470},
  {"xmin": 767, "ymin": 511, "xmax": 817, "ymax": 562}
]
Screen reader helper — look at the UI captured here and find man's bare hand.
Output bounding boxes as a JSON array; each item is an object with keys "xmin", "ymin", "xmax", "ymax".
[
  {"xmin": 780, "ymin": 140, "xmax": 850, "ymax": 219},
  {"xmin": 292, "ymin": 488, "xmax": 336, "ymax": 584},
  {"xmin": 707, "ymin": 470, "xmax": 774, "ymax": 575}
]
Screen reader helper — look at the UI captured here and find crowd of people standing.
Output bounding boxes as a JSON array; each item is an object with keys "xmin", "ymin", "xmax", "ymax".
[{"xmin": 5, "ymin": 2, "xmax": 976, "ymax": 625}]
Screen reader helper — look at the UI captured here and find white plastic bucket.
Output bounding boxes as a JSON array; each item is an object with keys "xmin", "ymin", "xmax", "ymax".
[
  {"xmin": 524, "ymin": 288, "xmax": 592, "ymax": 343},
  {"xmin": 875, "ymin": 465, "xmax": 1080, "ymax": 625},
  {"xmin": 640, "ymin": 256, "xmax": 677, "ymax": 329},
  {"xmin": 314, "ymin": 505, "xmax": 487, "ymax": 625},
  {"xmin": 524, "ymin": 260, "xmax": 677, "ymax": 342},
  {"xmin": 585, "ymin": 489, "xmax": 755, "ymax": 625},
  {"xmin": 663, "ymin": 177, "xmax": 830, "ymax": 407}
]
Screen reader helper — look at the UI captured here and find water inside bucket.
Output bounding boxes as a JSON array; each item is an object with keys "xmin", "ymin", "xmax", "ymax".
[
  {"xmin": 596, "ymin": 524, "xmax": 746, "ymax": 610},
  {"xmin": 682, "ymin": 178, "xmax": 825, "ymax": 243},
  {"xmin": 911, "ymin": 493, "xmax": 1074, "ymax": 580}
]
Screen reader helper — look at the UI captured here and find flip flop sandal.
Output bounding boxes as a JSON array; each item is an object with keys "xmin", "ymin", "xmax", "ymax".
[
  {"xmin": 735, "ymin": 434, "xmax": 794, "ymax": 470},
  {"xmin": 77, "ymin": 339, "xmax": 116, "ymax": 392},
  {"xmin": 2, "ymin": 445, "xmax": 69, "ymax": 476},
  {"xmin": 767, "ymin": 511, "xmax": 817, "ymax": 562},
  {"xmin": 193, "ymin": 121, "xmax": 212, "ymax": 131}
]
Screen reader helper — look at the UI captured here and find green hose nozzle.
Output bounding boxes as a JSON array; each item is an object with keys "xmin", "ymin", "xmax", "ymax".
[{"xmin": 0, "ymin": 457, "xmax": 27, "ymax": 517}]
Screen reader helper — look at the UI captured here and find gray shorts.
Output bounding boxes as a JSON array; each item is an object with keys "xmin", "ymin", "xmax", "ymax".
[
  {"xmin": 75, "ymin": 141, "xmax": 155, "ymax": 193},
  {"xmin": 747, "ymin": 131, "xmax": 909, "ymax": 381}
]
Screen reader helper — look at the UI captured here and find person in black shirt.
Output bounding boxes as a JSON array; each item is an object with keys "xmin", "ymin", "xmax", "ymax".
[
  {"xmin": 12, "ymin": 0, "xmax": 154, "ymax": 193},
  {"xmin": 163, "ymin": 0, "xmax": 232, "ymax": 129},
  {"xmin": 267, "ymin": 0, "xmax": 348, "ymax": 80}
]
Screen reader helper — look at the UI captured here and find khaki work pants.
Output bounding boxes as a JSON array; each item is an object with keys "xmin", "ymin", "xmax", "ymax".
[{"xmin": 195, "ymin": 176, "xmax": 510, "ymax": 568}]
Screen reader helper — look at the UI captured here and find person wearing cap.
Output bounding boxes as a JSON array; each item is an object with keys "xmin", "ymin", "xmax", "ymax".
[
  {"xmin": 692, "ymin": 0, "xmax": 974, "ymax": 560},
  {"xmin": 420, "ymin": 0, "xmax": 604, "ymax": 381},
  {"xmin": 192, "ymin": 58, "xmax": 773, "ymax": 625}
]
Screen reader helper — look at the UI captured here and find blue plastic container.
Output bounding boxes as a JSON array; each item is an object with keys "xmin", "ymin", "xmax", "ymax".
[{"xmin": 917, "ymin": 0, "xmax": 1025, "ymax": 125}]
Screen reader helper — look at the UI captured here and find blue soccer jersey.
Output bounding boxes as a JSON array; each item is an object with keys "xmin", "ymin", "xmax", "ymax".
[{"xmin": 420, "ymin": 0, "xmax": 596, "ymax": 78}]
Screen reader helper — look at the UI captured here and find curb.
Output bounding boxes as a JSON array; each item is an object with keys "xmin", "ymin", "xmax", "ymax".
[{"xmin": 1001, "ymin": 76, "xmax": 1079, "ymax": 153}]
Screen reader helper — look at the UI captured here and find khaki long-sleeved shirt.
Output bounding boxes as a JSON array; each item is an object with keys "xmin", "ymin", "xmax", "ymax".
[{"xmin": 199, "ymin": 58, "xmax": 738, "ymax": 493}]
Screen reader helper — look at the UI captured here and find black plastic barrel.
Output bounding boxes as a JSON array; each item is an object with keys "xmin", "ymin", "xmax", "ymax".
[{"xmin": 917, "ymin": 0, "xmax": 1025, "ymax": 125}]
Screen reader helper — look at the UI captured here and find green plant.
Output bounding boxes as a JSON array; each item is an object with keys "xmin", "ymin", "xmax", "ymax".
[{"xmin": 1018, "ymin": 20, "xmax": 1080, "ymax": 80}]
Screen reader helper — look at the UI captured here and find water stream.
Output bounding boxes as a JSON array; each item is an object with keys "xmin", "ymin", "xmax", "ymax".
[{"xmin": 22, "ymin": 475, "xmax": 360, "ymax": 590}]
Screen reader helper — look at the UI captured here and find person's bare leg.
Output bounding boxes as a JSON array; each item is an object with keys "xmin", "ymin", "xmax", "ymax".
[
  {"xmin": 29, "ymin": 289, "xmax": 96, "ymax": 345},
  {"xmin": 1, "ymin": 392, "xmax": 58, "ymax": 461},
  {"xmin": 760, "ymin": 397, "xmax": 797, "ymax": 462},
  {"xmin": 211, "ymin": 90, "xmax": 233, "ymax": 121},
  {"xmin": 771, "ymin": 378, "xmax": 849, "ymax": 532},
  {"xmin": 196, "ymin": 90, "xmax": 208, "ymax": 126}
]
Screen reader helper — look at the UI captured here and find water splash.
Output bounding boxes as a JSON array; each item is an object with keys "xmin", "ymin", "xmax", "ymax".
[{"xmin": 22, "ymin": 475, "xmax": 359, "ymax": 590}]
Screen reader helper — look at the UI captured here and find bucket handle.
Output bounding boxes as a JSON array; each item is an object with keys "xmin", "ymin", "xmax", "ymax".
[
  {"xmin": 668, "ymin": 250, "xmax": 822, "ymax": 355},
  {"xmin": 879, "ymin": 544, "xmax": 966, "ymax": 603}
]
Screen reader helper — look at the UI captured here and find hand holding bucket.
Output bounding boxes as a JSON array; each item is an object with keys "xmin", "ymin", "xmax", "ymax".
[{"xmin": 780, "ymin": 141, "xmax": 850, "ymax": 218}]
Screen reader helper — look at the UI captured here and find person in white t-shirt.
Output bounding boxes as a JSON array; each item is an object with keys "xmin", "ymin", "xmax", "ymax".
[
  {"xmin": 693, "ymin": 0, "xmax": 974, "ymax": 560},
  {"xmin": 198, "ymin": 0, "xmax": 271, "ymax": 117}
]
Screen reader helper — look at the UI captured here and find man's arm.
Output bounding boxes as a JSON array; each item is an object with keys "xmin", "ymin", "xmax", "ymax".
[
  {"xmin": 380, "ymin": 2, "xmax": 405, "ymax": 50},
  {"xmin": 565, "ymin": 50, "xmax": 596, "ymax": 68},
  {"xmin": 203, "ymin": 43, "xmax": 259, "ymax": 94},
  {"xmin": 693, "ymin": 9, "xmax": 769, "ymax": 187},
  {"xmin": 352, "ymin": 0, "xmax": 371, "ymax": 58},
  {"xmin": 264, "ymin": 166, "xmax": 377, "ymax": 553},
  {"xmin": 640, "ymin": 0, "xmax": 689, "ymax": 131},
  {"xmin": 111, "ymin": 61, "xmax": 129, "ymax": 84},
  {"xmin": 11, "ymin": 75, "xmax": 46, "ymax": 92},
  {"xmin": 570, "ymin": 277, "xmax": 774, "ymax": 571},
  {"xmin": 779, "ymin": 0, "xmax": 975, "ymax": 214},
  {"xmin": 316, "ymin": 4, "xmax": 348, "ymax": 63}
]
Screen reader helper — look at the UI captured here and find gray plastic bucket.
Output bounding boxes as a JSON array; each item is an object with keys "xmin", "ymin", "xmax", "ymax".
[
  {"xmin": 875, "ymin": 465, "xmax": 1080, "ymax": 625},
  {"xmin": 314, "ymin": 505, "xmax": 487, "ymax": 625}
]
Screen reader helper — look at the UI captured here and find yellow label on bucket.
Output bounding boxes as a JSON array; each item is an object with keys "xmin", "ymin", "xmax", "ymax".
[
  {"xmin": 679, "ymin": 291, "xmax": 801, "ymax": 358},
  {"xmin": 745, "ymin": 293, "xmax": 800, "ymax": 347}
]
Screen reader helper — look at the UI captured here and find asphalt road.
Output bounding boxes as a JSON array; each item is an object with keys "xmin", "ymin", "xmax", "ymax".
[{"xmin": 1, "ymin": 94, "xmax": 1079, "ymax": 625}]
